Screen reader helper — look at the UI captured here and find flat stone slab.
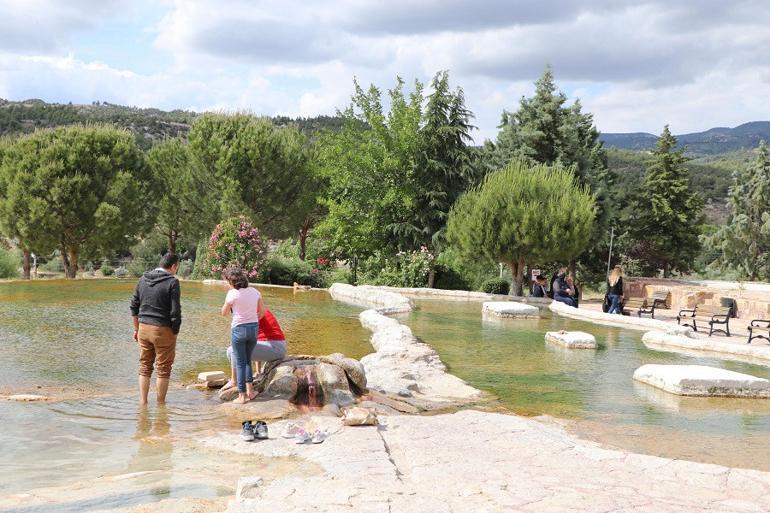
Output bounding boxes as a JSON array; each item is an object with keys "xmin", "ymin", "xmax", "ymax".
[
  {"xmin": 6, "ymin": 394, "xmax": 47, "ymax": 402},
  {"xmin": 482, "ymin": 301, "xmax": 539, "ymax": 318},
  {"xmin": 545, "ymin": 330, "xmax": 597, "ymax": 349},
  {"xmin": 633, "ymin": 364, "xmax": 770, "ymax": 397},
  {"xmin": 198, "ymin": 371, "xmax": 226, "ymax": 383}
]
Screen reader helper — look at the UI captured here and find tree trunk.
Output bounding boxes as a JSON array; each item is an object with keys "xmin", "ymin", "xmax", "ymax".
[
  {"xmin": 22, "ymin": 250, "xmax": 31, "ymax": 280},
  {"xmin": 509, "ymin": 257, "xmax": 525, "ymax": 296},
  {"xmin": 568, "ymin": 259, "xmax": 577, "ymax": 278},
  {"xmin": 427, "ymin": 268, "xmax": 436, "ymax": 288},
  {"xmin": 168, "ymin": 231, "xmax": 177, "ymax": 255},
  {"xmin": 63, "ymin": 246, "xmax": 78, "ymax": 279},
  {"xmin": 298, "ymin": 218, "xmax": 312, "ymax": 261}
]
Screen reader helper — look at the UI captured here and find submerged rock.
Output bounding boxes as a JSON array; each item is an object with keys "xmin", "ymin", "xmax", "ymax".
[{"xmin": 482, "ymin": 301, "xmax": 540, "ymax": 319}]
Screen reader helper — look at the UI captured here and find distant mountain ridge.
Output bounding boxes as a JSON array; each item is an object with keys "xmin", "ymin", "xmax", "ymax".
[{"xmin": 600, "ymin": 121, "xmax": 770, "ymax": 155}]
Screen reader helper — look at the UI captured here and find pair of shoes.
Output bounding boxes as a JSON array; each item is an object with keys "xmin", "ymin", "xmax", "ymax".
[
  {"xmin": 281, "ymin": 422, "xmax": 303, "ymax": 439},
  {"xmin": 295, "ymin": 428, "xmax": 327, "ymax": 445},
  {"xmin": 241, "ymin": 420, "xmax": 269, "ymax": 441}
]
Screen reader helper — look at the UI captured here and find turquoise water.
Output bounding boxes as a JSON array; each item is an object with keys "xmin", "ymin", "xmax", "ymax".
[{"xmin": 401, "ymin": 298, "xmax": 770, "ymax": 470}]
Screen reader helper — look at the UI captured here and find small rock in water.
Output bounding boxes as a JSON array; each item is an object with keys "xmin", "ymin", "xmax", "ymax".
[
  {"xmin": 198, "ymin": 371, "xmax": 226, "ymax": 383},
  {"xmin": 186, "ymin": 383, "xmax": 209, "ymax": 391},
  {"xmin": 219, "ymin": 387, "xmax": 239, "ymax": 402},
  {"xmin": 8, "ymin": 394, "xmax": 46, "ymax": 402},
  {"xmin": 207, "ymin": 377, "xmax": 227, "ymax": 389},
  {"xmin": 398, "ymin": 389, "xmax": 413, "ymax": 398},
  {"xmin": 236, "ymin": 476, "xmax": 264, "ymax": 500}
]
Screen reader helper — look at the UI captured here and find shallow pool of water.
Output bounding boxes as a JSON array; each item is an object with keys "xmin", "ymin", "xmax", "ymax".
[
  {"xmin": 0, "ymin": 280, "xmax": 370, "ymax": 499},
  {"xmin": 401, "ymin": 298, "xmax": 770, "ymax": 470}
]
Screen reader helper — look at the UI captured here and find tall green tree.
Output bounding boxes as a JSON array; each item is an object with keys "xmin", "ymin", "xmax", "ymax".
[
  {"xmin": 0, "ymin": 125, "xmax": 154, "ymax": 278},
  {"xmin": 318, "ymin": 72, "xmax": 477, "ymax": 272},
  {"xmin": 146, "ymin": 138, "xmax": 217, "ymax": 254},
  {"xmin": 316, "ymin": 77, "xmax": 423, "ymax": 259},
  {"xmin": 447, "ymin": 160, "xmax": 596, "ymax": 296},
  {"xmin": 188, "ymin": 113, "xmax": 312, "ymax": 238},
  {"xmin": 486, "ymin": 67, "xmax": 611, "ymax": 279},
  {"xmin": 632, "ymin": 125, "xmax": 703, "ymax": 276},
  {"xmin": 0, "ymin": 136, "xmax": 54, "ymax": 279},
  {"xmin": 706, "ymin": 141, "xmax": 770, "ymax": 279}
]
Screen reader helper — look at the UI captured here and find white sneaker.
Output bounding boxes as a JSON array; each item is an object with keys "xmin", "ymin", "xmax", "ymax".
[
  {"xmin": 311, "ymin": 429, "xmax": 328, "ymax": 444},
  {"xmin": 281, "ymin": 422, "xmax": 302, "ymax": 439},
  {"xmin": 294, "ymin": 429, "xmax": 312, "ymax": 444}
]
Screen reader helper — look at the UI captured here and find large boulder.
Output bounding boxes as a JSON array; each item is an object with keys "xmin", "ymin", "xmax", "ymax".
[
  {"xmin": 320, "ymin": 353, "xmax": 367, "ymax": 393},
  {"xmin": 262, "ymin": 364, "xmax": 299, "ymax": 399},
  {"xmin": 317, "ymin": 362, "xmax": 355, "ymax": 406}
]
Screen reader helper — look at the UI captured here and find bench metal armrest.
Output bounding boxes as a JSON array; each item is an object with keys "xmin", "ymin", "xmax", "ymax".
[
  {"xmin": 678, "ymin": 308, "xmax": 695, "ymax": 317},
  {"xmin": 750, "ymin": 319, "xmax": 770, "ymax": 328}
]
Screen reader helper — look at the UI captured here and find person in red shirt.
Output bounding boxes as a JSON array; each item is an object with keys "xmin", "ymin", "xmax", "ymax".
[{"xmin": 223, "ymin": 309, "xmax": 287, "ymax": 391}]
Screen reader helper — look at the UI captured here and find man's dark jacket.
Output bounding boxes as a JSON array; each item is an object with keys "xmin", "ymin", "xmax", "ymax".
[{"xmin": 130, "ymin": 269, "xmax": 182, "ymax": 334}]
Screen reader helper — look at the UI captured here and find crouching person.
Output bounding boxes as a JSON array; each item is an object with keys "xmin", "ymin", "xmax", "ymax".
[{"xmin": 223, "ymin": 308, "xmax": 287, "ymax": 392}]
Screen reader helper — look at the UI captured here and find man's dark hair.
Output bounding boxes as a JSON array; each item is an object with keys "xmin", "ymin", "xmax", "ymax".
[
  {"xmin": 224, "ymin": 267, "xmax": 249, "ymax": 289},
  {"xmin": 536, "ymin": 275, "xmax": 546, "ymax": 282},
  {"xmin": 159, "ymin": 252, "xmax": 180, "ymax": 270}
]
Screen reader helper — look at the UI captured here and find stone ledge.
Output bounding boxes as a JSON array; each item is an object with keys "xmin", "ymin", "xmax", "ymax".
[
  {"xmin": 633, "ymin": 364, "xmax": 770, "ymax": 397},
  {"xmin": 549, "ymin": 300, "xmax": 695, "ymax": 336},
  {"xmin": 482, "ymin": 301, "xmax": 540, "ymax": 318},
  {"xmin": 545, "ymin": 330, "xmax": 597, "ymax": 349}
]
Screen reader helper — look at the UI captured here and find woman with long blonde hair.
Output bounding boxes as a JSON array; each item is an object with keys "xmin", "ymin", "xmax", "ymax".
[{"xmin": 606, "ymin": 265, "xmax": 624, "ymax": 314}]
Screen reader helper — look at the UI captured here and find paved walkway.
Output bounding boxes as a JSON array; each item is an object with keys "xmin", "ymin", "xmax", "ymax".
[{"xmin": 218, "ymin": 410, "xmax": 770, "ymax": 513}]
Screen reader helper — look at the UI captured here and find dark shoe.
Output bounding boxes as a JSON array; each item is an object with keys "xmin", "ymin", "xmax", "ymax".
[
  {"xmin": 241, "ymin": 420, "xmax": 255, "ymax": 441},
  {"xmin": 253, "ymin": 421, "xmax": 268, "ymax": 440}
]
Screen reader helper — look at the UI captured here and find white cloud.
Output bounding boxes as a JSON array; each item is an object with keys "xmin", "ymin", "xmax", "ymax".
[{"xmin": 1, "ymin": 0, "xmax": 770, "ymax": 140}]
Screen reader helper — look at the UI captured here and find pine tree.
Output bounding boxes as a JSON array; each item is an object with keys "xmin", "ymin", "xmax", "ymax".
[
  {"xmin": 633, "ymin": 126, "xmax": 703, "ymax": 276},
  {"xmin": 485, "ymin": 67, "xmax": 611, "ymax": 279},
  {"xmin": 707, "ymin": 141, "xmax": 770, "ymax": 279}
]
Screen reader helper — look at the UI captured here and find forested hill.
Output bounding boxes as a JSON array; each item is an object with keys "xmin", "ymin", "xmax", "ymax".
[
  {"xmin": 600, "ymin": 121, "xmax": 770, "ymax": 155},
  {"xmin": 0, "ymin": 98, "xmax": 344, "ymax": 149}
]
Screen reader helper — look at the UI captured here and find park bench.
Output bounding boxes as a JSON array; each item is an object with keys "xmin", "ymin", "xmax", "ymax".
[
  {"xmin": 747, "ymin": 320, "xmax": 770, "ymax": 344},
  {"xmin": 676, "ymin": 303, "xmax": 731, "ymax": 336},
  {"xmin": 621, "ymin": 290, "xmax": 670, "ymax": 318}
]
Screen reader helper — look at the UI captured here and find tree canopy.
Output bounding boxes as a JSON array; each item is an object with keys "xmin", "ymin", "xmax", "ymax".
[
  {"xmin": 446, "ymin": 160, "xmax": 596, "ymax": 295},
  {"xmin": 0, "ymin": 125, "xmax": 154, "ymax": 278}
]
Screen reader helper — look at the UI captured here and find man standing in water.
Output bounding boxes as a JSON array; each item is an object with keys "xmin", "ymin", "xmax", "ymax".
[{"xmin": 130, "ymin": 253, "xmax": 181, "ymax": 405}]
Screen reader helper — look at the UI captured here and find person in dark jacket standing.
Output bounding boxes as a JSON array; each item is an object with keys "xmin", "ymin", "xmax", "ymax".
[
  {"xmin": 130, "ymin": 253, "xmax": 181, "ymax": 405},
  {"xmin": 606, "ymin": 265, "xmax": 624, "ymax": 314}
]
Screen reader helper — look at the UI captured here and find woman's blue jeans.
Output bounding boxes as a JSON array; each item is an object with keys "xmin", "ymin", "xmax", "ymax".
[
  {"xmin": 608, "ymin": 294, "xmax": 622, "ymax": 314},
  {"xmin": 231, "ymin": 322, "xmax": 258, "ymax": 392}
]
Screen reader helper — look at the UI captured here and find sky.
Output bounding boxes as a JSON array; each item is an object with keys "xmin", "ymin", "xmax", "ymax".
[{"xmin": 1, "ymin": 0, "xmax": 769, "ymax": 142}]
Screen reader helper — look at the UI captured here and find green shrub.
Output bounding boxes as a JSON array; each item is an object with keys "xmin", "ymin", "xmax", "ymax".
[
  {"xmin": 101, "ymin": 263, "xmax": 115, "ymax": 276},
  {"xmin": 39, "ymin": 255, "xmax": 64, "ymax": 273},
  {"xmin": 127, "ymin": 259, "xmax": 151, "ymax": 278},
  {"xmin": 0, "ymin": 247, "xmax": 20, "ymax": 279},
  {"xmin": 190, "ymin": 240, "xmax": 212, "ymax": 280},
  {"xmin": 433, "ymin": 262, "xmax": 470, "ymax": 291},
  {"xmin": 325, "ymin": 268, "xmax": 352, "ymax": 286},
  {"xmin": 481, "ymin": 278, "xmax": 510, "ymax": 295},
  {"xmin": 114, "ymin": 266, "xmax": 130, "ymax": 278},
  {"xmin": 359, "ymin": 249, "xmax": 434, "ymax": 288},
  {"xmin": 262, "ymin": 256, "xmax": 325, "ymax": 288},
  {"xmin": 177, "ymin": 259, "xmax": 193, "ymax": 278}
]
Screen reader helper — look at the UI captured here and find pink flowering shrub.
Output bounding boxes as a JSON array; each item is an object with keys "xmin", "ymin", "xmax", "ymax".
[{"xmin": 208, "ymin": 216, "xmax": 268, "ymax": 280}]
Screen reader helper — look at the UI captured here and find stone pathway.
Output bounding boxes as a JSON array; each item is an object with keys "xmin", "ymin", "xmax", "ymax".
[{"xmin": 217, "ymin": 410, "xmax": 770, "ymax": 513}]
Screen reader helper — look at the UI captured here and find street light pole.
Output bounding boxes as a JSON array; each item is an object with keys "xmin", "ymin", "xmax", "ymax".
[{"xmin": 606, "ymin": 226, "xmax": 615, "ymax": 276}]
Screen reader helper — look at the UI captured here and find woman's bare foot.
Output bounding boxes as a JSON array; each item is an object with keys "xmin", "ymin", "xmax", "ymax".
[
  {"xmin": 233, "ymin": 394, "xmax": 250, "ymax": 404},
  {"xmin": 248, "ymin": 391, "xmax": 258, "ymax": 401}
]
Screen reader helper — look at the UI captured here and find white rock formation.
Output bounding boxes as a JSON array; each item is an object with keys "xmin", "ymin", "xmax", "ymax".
[
  {"xmin": 643, "ymin": 330, "xmax": 770, "ymax": 364},
  {"xmin": 549, "ymin": 300, "xmax": 695, "ymax": 336},
  {"xmin": 329, "ymin": 283, "xmax": 481, "ymax": 403},
  {"xmin": 7, "ymin": 394, "xmax": 47, "ymax": 402},
  {"xmin": 198, "ymin": 371, "xmax": 226, "ymax": 383},
  {"xmin": 483, "ymin": 301, "xmax": 540, "ymax": 318},
  {"xmin": 545, "ymin": 330, "xmax": 598, "ymax": 349},
  {"xmin": 235, "ymin": 476, "xmax": 263, "ymax": 501},
  {"xmin": 633, "ymin": 364, "xmax": 770, "ymax": 397},
  {"xmin": 212, "ymin": 409, "xmax": 770, "ymax": 513}
]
